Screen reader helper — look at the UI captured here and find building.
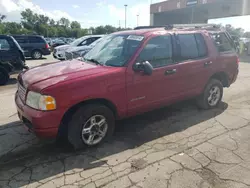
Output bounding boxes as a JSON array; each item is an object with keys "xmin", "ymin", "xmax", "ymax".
[{"xmin": 150, "ymin": 0, "xmax": 250, "ymax": 25}]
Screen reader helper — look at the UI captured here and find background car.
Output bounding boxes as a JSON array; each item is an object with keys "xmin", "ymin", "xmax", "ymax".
[
  {"xmin": 0, "ymin": 35, "xmax": 27, "ymax": 85},
  {"xmin": 65, "ymin": 37, "xmax": 104, "ymax": 60},
  {"xmin": 51, "ymin": 39, "xmax": 66, "ymax": 48},
  {"xmin": 12, "ymin": 35, "xmax": 51, "ymax": 59},
  {"xmin": 53, "ymin": 35, "xmax": 104, "ymax": 60}
]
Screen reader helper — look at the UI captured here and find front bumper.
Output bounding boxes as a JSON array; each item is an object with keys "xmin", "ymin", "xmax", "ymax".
[{"xmin": 15, "ymin": 93, "xmax": 62, "ymax": 138}]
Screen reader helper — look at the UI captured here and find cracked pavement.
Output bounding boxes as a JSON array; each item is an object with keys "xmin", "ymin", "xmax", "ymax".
[{"xmin": 1, "ymin": 57, "xmax": 250, "ymax": 188}]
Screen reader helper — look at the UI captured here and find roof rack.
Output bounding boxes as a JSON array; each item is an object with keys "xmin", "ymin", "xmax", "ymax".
[{"xmin": 134, "ymin": 24, "xmax": 220, "ymax": 31}]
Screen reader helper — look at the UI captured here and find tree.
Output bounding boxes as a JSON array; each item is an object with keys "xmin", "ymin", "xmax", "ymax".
[
  {"xmin": 94, "ymin": 26, "xmax": 106, "ymax": 34},
  {"xmin": 225, "ymin": 24, "xmax": 244, "ymax": 37},
  {"xmin": 59, "ymin": 18, "xmax": 70, "ymax": 27},
  {"xmin": 0, "ymin": 14, "xmax": 6, "ymax": 23},
  {"xmin": 3, "ymin": 22, "xmax": 22, "ymax": 34},
  {"xmin": 243, "ymin": 32, "xmax": 250, "ymax": 38},
  {"xmin": 70, "ymin": 21, "xmax": 81, "ymax": 29},
  {"xmin": 21, "ymin": 9, "xmax": 39, "ymax": 30}
]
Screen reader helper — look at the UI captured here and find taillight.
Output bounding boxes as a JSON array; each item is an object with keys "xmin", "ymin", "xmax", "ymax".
[
  {"xmin": 237, "ymin": 56, "xmax": 239, "ymax": 65},
  {"xmin": 45, "ymin": 43, "xmax": 49, "ymax": 49}
]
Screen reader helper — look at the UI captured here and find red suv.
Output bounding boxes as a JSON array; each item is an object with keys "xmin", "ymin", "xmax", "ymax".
[{"xmin": 15, "ymin": 25, "xmax": 239, "ymax": 149}]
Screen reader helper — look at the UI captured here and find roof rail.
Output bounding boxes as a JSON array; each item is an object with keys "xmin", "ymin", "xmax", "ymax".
[
  {"xmin": 134, "ymin": 24, "xmax": 220, "ymax": 31},
  {"xmin": 134, "ymin": 25, "xmax": 174, "ymax": 30}
]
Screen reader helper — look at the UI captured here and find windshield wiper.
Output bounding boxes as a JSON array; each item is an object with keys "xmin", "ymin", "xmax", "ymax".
[{"xmin": 85, "ymin": 58, "xmax": 103, "ymax": 66}]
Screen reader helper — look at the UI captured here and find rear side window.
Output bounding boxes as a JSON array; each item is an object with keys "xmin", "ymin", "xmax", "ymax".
[
  {"xmin": 210, "ymin": 33, "xmax": 234, "ymax": 52},
  {"xmin": 28, "ymin": 36, "xmax": 45, "ymax": 43},
  {"xmin": 138, "ymin": 35, "xmax": 173, "ymax": 68},
  {"xmin": 0, "ymin": 39, "xmax": 10, "ymax": 50},
  {"xmin": 177, "ymin": 33, "xmax": 208, "ymax": 61},
  {"xmin": 178, "ymin": 34, "xmax": 199, "ymax": 60}
]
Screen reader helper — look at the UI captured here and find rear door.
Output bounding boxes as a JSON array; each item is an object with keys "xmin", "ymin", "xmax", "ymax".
[{"xmin": 174, "ymin": 32, "xmax": 214, "ymax": 96}]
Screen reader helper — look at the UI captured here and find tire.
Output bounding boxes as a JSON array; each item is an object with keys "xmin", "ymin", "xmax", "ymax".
[
  {"xmin": 14, "ymin": 57, "xmax": 26, "ymax": 70},
  {"xmin": 67, "ymin": 104, "xmax": 115, "ymax": 150},
  {"xmin": 0, "ymin": 67, "xmax": 10, "ymax": 86},
  {"xmin": 31, "ymin": 50, "xmax": 42, "ymax": 59},
  {"xmin": 197, "ymin": 79, "xmax": 223, "ymax": 110}
]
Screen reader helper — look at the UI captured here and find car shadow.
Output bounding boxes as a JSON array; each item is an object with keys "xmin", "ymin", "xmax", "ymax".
[
  {"xmin": 0, "ymin": 100, "xmax": 228, "ymax": 186},
  {"xmin": 25, "ymin": 57, "xmax": 47, "ymax": 61}
]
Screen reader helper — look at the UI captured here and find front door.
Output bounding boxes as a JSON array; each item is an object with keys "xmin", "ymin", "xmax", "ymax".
[{"xmin": 126, "ymin": 34, "xmax": 184, "ymax": 116}]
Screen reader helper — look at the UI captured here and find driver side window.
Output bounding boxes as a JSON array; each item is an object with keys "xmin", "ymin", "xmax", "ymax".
[
  {"xmin": 137, "ymin": 35, "xmax": 173, "ymax": 68},
  {"xmin": 0, "ymin": 39, "xmax": 10, "ymax": 50}
]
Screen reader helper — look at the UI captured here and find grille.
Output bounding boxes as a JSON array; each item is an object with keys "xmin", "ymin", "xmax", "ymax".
[{"xmin": 18, "ymin": 84, "xmax": 27, "ymax": 102}]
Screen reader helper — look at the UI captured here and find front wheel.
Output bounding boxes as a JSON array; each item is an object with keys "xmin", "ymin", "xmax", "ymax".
[
  {"xmin": 197, "ymin": 79, "xmax": 223, "ymax": 110},
  {"xmin": 67, "ymin": 104, "xmax": 115, "ymax": 150},
  {"xmin": 0, "ymin": 67, "xmax": 10, "ymax": 86}
]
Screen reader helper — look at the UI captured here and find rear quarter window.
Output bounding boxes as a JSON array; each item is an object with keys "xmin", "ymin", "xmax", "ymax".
[{"xmin": 210, "ymin": 32, "xmax": 235, "ymax": 52}]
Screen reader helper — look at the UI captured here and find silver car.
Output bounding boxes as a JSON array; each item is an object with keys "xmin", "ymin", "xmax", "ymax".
[{"xmin": 53, "ymin": 35, "xmax": 104, "ymax": 60}]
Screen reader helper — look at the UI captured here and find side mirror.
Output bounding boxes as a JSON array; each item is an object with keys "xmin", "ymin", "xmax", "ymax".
[{"xmin": 133, "ymin": 61, "xmax": 153, "ymax": 75}]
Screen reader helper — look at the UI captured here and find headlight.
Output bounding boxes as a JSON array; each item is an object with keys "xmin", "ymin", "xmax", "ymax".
[{"xmin": 26, "ymin": 91, "xmax": 56, "ymax": 111}]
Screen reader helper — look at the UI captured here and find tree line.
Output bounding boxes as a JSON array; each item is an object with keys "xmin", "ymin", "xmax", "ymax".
[
  {"xmin": 0, "ymin": 9, "xmax": 250, "ymax": 38},
  {"xmin": 0, "ymin": 9, "xmax": 127, "ymax": 38}
]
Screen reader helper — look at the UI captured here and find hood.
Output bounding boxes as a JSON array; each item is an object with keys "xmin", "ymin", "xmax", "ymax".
[
  {"xmin": 22, "ymin": 59, "xmax": 110, "ymax": 88},
  {"xmin": 55, "ymin": 44, "xmax": 70, "ymax": 50},
  {"xmin": 66, "ymin": 46, "xmax": 92, "ymax": 53}
]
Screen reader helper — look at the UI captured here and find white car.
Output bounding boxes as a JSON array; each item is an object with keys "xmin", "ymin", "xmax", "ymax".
[{"xmin": 53, "ymin": 35, "xmax": 104, "ymax": 60}]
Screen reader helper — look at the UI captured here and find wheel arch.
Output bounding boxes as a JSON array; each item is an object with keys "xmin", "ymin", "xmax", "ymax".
[
  {"xmin": 210, "ymin": 72, "xmax": 229, "ymax": 87},
  {"xmin": 58, "ymin": 98, "xmax": 118, "ymax": 136}
]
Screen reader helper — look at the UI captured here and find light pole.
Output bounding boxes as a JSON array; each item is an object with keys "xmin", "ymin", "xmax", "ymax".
[
  {"xmin": 124, "ymin": 4, "xmax": 128, "ymax": 28},
  {"xmin": 137, "ymin": 14, "xmax": 139, "ymax": 26}
]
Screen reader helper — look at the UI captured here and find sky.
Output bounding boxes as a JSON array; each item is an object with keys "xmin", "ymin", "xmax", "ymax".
[{"xmin": 0, "ymin": 0, "xmax": 250, "ymax": 31}]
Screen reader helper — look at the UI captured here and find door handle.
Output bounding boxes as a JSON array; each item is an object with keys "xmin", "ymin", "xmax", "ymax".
[
  {"xmin": 204, "ymin": 61, "xmax": 213, "ymax": 67},
  {"xmin": 165, "ymin": 69, "xmax": 177, "ymax": 75}
]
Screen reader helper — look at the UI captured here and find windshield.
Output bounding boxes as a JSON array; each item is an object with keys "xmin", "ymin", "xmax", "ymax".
[
  {"xmin": 70, "ymin": 36, "xmax": 88, "ymax": 46},
  {"xmin": 84, "ymin": 34, "xmax": 144, "ymax": 67}
]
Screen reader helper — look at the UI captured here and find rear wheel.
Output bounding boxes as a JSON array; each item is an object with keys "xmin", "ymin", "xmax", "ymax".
[
  {"xmin": 0, "ymin": 67, "xmax": 9, "ymax": 86},
  {"xmin": 31, "ymin": 50, "xmax": 42, "ymax": 59},
  {"xmin": 197, "ymin": 79, "xmax": 223, "ymax": 109},
  {"xmin": 67, "ymin": 104, "xmax": 115, "ymax": 150}
]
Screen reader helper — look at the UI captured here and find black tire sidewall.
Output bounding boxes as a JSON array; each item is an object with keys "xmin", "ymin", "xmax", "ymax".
[
  {"xmin": 68, "ymin": 104, "xmax": 115, "ymax": 150},
  {"xmin": 32, "ymin": 50, "xmax": 42, "ymax": 59},
  {"xmin": 0, "ymin": 67, "xmax": 9, "ymax": 86},
  {"xmin": 200, "ymin": 79, "xmax": 223, "ymax": 109}
]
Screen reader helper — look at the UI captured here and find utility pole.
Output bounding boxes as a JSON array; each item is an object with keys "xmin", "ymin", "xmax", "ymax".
[
  {"xmin": 190, "ymin": 7, "xmax": 194, "ymax": 24},
  {"xmin": 119, "ymin": 20, "xmax": 121, "ymax": 28},
  {"xmin": 137, "ymin": 14, "xmax": 139, "ymax": 26},
  {"xmin": 124, "ymin": 4, "xmax": 128, "ymax": 28}
]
